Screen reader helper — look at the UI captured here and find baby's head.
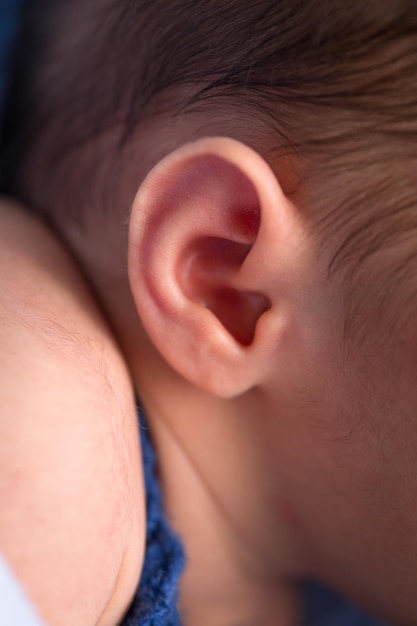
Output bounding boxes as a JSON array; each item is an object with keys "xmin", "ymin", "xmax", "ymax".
[{"xmin": 3, "ymin": 1, "xmax": 417, "ymax": 623}]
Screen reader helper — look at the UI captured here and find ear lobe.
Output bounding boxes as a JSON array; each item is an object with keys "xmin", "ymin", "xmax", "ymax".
[{"xmin": 128, "ymin": 137, "xmax": 300, "ymax": 397}]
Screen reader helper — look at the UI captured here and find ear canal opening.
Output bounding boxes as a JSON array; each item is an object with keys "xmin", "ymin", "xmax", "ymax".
[
  {"xmin": 204, "ymin": 287, "xmax": 271, "ymax": 346},
  {"xmin": 180, "ymin": 235, "xmax": 271, "ymax": 346}
]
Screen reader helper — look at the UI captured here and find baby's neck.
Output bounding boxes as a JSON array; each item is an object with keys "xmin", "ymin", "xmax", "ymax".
[{"xmin": 150, "ymin": 412, "xmax": 299, "ymax": 626}]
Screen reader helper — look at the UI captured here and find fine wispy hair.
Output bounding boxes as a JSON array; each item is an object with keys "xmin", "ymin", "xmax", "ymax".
[{"xmin": 2, "ymin": 0, "xmax": 417, "ymax": 337}]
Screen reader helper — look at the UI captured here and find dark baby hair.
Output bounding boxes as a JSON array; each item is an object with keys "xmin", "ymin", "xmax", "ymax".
[{"xmin": 2, "ymin": 0, "xmax": 417, "ymax": 333}]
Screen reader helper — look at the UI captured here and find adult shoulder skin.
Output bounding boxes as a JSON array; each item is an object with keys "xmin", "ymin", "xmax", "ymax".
[{"xmin": 0, "ymin": 199, "xmax": 145, "ymax": 626}]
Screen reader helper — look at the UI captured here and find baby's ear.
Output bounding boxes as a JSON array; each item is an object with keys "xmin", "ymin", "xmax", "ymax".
[{"xmin": 128, "ymin": 137, "xmax": 310, "ymax": 398}]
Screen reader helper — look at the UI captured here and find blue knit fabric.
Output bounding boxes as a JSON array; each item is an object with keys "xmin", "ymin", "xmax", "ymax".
[
  {"xmin": 0, "ymin": 6, "xmax": 391, "ymax": 626},
  {"xmin": 121, "ymin": 409, "xmax": 185, "ymax": 626},
  {"xmin": 303, "ymin": 583, "xmax": 388, "ymax": 626}
]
